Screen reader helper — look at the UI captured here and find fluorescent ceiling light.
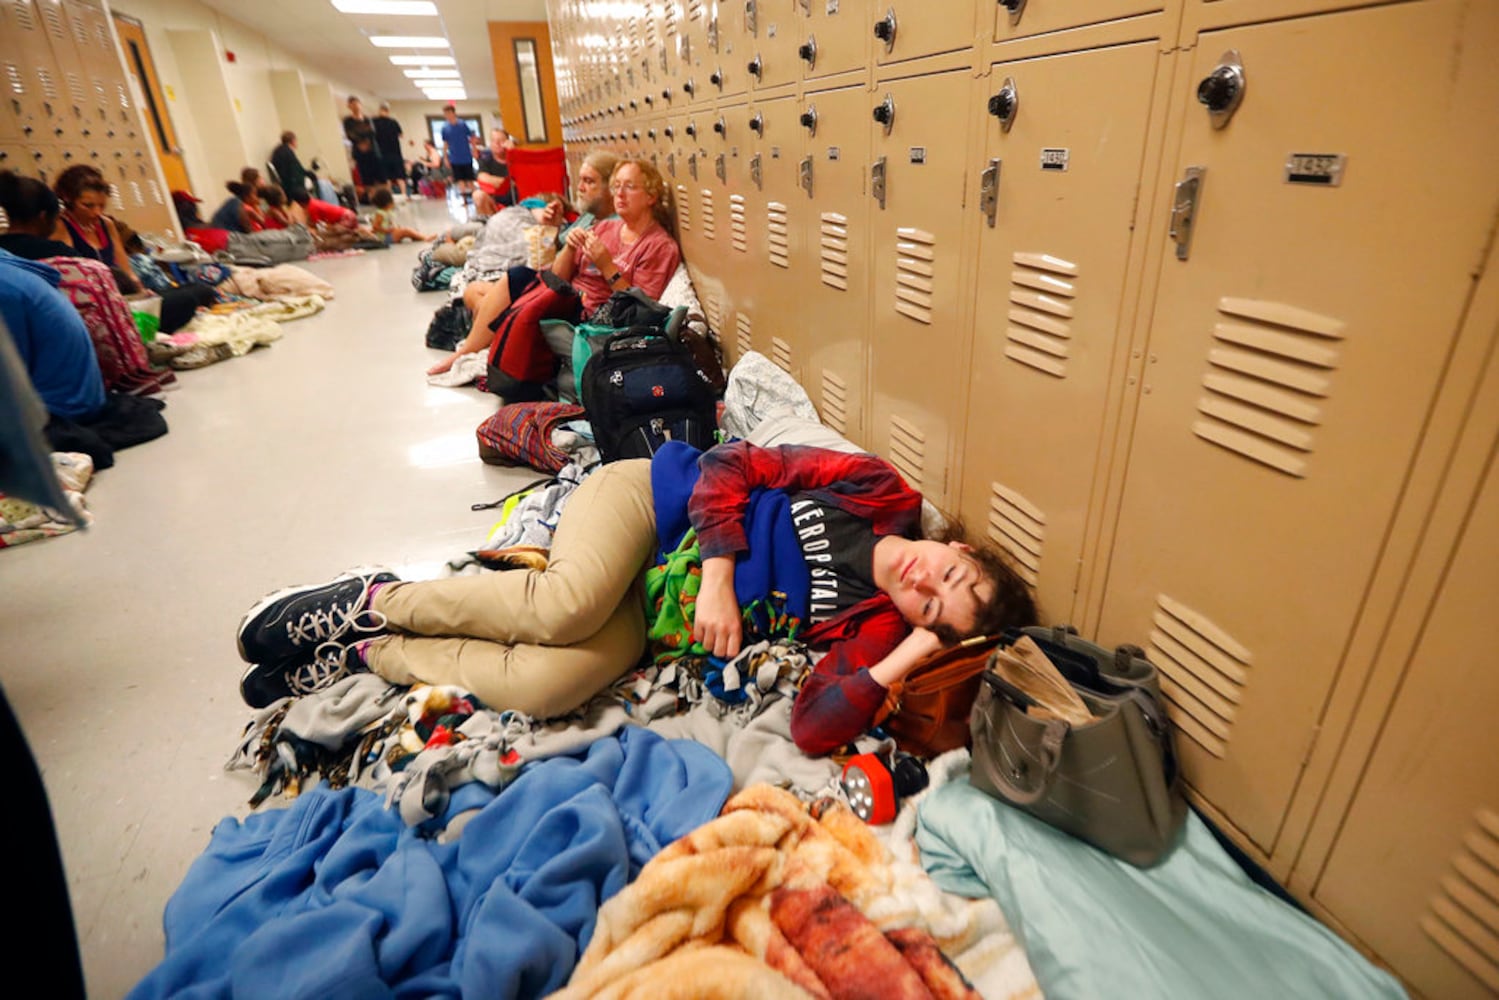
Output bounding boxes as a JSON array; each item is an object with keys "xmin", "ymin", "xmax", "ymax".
[
  {"xmin": 368, "ymin": 36, "xmax": 449, "ymax": 48},
  {"xmin": 331, "ymin": 0, "xmax": 437, "ymax": 14},
  {"xmin": 423, "ymin": 90, "xmax": 467, "ymax": 100},
  {"xmin": 390, "ymin": 54, "xmax": 454, "ymax": 65},
  {"xmin": 413, "ymin": 80, "xmax": 463, "ymax": 89},
  {"xmin": 404, "ymin": 68, "xmax": 459, "ymax": 78}
]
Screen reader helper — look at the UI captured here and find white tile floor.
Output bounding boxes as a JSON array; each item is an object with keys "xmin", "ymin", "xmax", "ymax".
[{"xmin": 4, "ymin": 197, "xmax": 543, "ymax": 998}]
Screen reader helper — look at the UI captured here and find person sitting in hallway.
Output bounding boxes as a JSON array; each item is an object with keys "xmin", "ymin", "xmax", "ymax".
[
  {"xmin": 368, "ymin": 187, "xmax": 433, "ymax": 244},
  {"xmin": 270, "ymin": 131, "xmax": 308, "ymax": 199},
  {"xmin": 426, "ymin": 152, "xmax": 663, "ymax": 385},
  {"xmin": 472, "ymin": 127, "xmax": 518, "ymax": 217}
]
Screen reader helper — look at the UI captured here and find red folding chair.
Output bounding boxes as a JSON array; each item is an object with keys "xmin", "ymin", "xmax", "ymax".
[{"xmin": 506, "ymin": 147, "xmax": 569, "ymax": 202}]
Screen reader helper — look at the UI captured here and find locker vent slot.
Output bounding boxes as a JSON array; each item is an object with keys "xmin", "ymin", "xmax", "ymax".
[
  {"xmin": 1006, "ymin": 251, "xmax": 1079, "ymax": 378},
  {"xmin": 771, "ymin": 336, "xmax": 793, "ymax": 373},
  {"xmin": 735, "ymin": 312, "xmax": 752, "ymax": 359},
  {"xmin": 676, "ymin": 183, "xmax": 690, "ymax": 230},
  {"xmin": 95, "ymin": 21, "xmax": 111, "ymax": 50},
  {"xmin": 699, "ymin": 188, "xmax": 715, "ymax": 240},
  {"xmin": 703, "ymin": 293, "xmax": 721, "ymax": 336},
  {"xmin": 115, "ymin": 81, "xmax": 129, "ymax": 111},
  {"xmin": 887, "ymin": 414, "xmax": 926, "ymax": 491},
  {"xmin": 729, "ymin": 194, "xmax": 747, "ymax": 253},
  {"xmin": 894, "ymin": 227, "xmax": 936, "ymax": 325},
  {"xmin": 985, "ymin": 483, "xmax": 1044, "ymax": 587},
  {"xmin": 41, "ymin": 1, "xmax": 65, "ymax": 40},
  {"xmin": 820, "ymin": 369, "xmax": 849, "ymax": 435},
  {"xmin": 1194, "ymin": 298, "xmax": 1346, "ymax": 479},
  {"xmin": 146, "ymin": 179, "xmax": 164, "ymax": 206},
  {"xmin": 687, "ymin": 0, "xmax": 705, "ymax": 18},
  {"xmin": 108, "ymin": 182, "xmax": 125, "ymax": 212},
  {"xmin": 66, "ymin": 71, "xmax": 86, "ymax": 105},
  {"xmin": 36, "ymin": 66, "xmax": 57, "ymax": 101},
  {"xmin": 767, "ymin": 201, "xmax": 789, "ymax": 268},
  {"xmin": 69, "ymin": 11, "xmax": 89, "ymax": 45},
  {"xmin": 5, "ymin": 62, "xmax": 25, "ymax": 97},
  {"xmin": 11, "ymin": 0, "xmax": 36, "ymax": 30},
  {"xmin": 1147, "ymin": 594, "xmax": 1251, "ymax": 759},
  {"xmin": 819, "ymin": 212, "xmax": 848, "ymax": 290},
  {"xmin": 663, "ymin": 2, "xmax": 678, "ymax": 34},
  {"xmin": 1421, "ymin": 808, "xmax": 1499, "ymax": 993},
  {"xmin": 92, "ymin": 77, "xmax": 106, "ymax": 110},
  {"xmin": 129, "ymin": 181, "xmax": 145, "ymax": 209}
]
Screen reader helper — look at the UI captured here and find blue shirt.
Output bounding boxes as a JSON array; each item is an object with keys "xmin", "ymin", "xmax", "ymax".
[
  {"xmin": 440, "ymin": 120, "xmax": 474, "ymax": 165},
  {"xmin": 0, "ymin": 250, "xmax": 106, "ymax": 419}
]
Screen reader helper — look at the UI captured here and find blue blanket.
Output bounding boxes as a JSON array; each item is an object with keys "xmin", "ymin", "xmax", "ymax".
[{"xmin": 129, "ymin": 728, "xmax": 733, "ymax": 999}]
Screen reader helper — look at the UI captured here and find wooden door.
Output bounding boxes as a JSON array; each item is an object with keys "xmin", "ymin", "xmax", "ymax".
[{"xmin": 112, "ymin": 13, "xmax": 188, "ymax": 193}]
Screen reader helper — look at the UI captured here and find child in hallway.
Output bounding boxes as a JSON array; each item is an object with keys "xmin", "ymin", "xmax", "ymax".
[{"xmin": 368, "ymin": 187, "xmax": 433, "ymax": 244}]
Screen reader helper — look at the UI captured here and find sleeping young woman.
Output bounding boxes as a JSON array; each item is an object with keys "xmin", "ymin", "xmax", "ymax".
[{"xmin": 233, "ymin": 440, "xmax": 1037, "ymax": 756}]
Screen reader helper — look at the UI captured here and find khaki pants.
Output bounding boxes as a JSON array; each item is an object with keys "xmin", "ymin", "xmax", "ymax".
[{"xmin": 367, "ymin": 459, "xmax": 655, "ymax": 717}]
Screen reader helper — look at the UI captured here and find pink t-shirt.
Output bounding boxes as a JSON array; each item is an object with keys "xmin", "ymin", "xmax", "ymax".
[{"xmin": 571, "ymin": 218, "xmax": 680, "ymax": 313}]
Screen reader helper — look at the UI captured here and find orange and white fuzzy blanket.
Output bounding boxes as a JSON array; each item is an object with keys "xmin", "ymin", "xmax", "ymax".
[{"xmin": 548, "ymin": 784, "xmax": 1015, "ymax": 1000}]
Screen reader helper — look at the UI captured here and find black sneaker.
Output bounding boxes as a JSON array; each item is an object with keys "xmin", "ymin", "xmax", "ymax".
[
  {"xmin": 238, "ymin": 644, "xmax": 370, "ymax": 709},
  {"xmin": 236, "ymin": 567, "xmax": 397, "ymax": 666}
]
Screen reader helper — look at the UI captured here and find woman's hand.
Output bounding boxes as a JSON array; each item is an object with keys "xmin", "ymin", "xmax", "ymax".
[
  {"xmin": 426, "ymin": 353, "xmax": 458, "ymax": 376},
  {"xmin": 539, "ymin": 200, "xmax": 565, "ymax": 227},
  {"xmin": 582, "ymin": 231, "xmax": 613, "ymax": 271},
  {"xmin": 693, "ymin": 556, "xmax": 743, "ymax": 659}
]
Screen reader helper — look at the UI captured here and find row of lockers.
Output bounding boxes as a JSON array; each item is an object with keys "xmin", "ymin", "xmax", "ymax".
[
  {"xmin": 0, "ymin": 0, "xmax": 174, "ymax": 232},
  {"xmin": 550, "ymin": 0, "xmax": 1399, "ymax": 120},
  {"xmin": 551, "ymin": 1, "xmax": 1499, "ymax": 997}
]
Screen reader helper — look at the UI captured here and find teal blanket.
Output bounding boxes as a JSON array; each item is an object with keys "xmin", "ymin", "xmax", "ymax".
[{"xmin": 916, "ymin": 779, "xmax": 1406, "ymax": 1000}]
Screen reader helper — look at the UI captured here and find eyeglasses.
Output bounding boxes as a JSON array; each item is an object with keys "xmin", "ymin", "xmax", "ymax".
[{"xmin": 609, "ymin": 181, "xmax": 643, "ymax": 194}]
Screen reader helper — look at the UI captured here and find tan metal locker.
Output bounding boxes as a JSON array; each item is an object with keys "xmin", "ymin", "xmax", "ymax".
[
  {"xmin": 801, "ymin": 0, "xmax": 870, "ymax": 81},
  {"xmin": 700, "ymin": 0, "xmax": 746, "ymax": 102},
  {"xmin": 870, "ymin": 1, "xmax": 977, "ymax": 66},
  {"xmin": 960, "ymin": 42, "xmax": 1163, "ymax": 623},
  {"xmin": 1095, "ymin": 0, "xmax": 1499, "ymax": 852},
  {"xmin": 991, "ymin": 0, "xmax": 1164, "ymax": 44},
  {"xmin": 796, "ymin": 83, "xmax": 873, "ymax": 443},
  {"xmin": 742, "ymin": 0, "xmax": 800, "ymax": 92},
  {"xmin": 1310, "ymin": 404, "xmax": 1499, "ymax": 999},
  {"xmin": 724, "ymin": 95, "xmax": 801, "ymax": 368},
  {"xmin": 867, "ymin": 69, "xmax": 973, "ymax": 507}
]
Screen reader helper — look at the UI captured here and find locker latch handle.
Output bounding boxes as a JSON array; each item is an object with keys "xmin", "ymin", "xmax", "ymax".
[
  {"xmin": 871, "ymin": 156, "xmax": 888, "ymax": 210},
  {"xmin": 1170, "ymin": 166, "xmax": 1205, "ymax": 261},
  {"xmin": 751, "ymin": 153, "xmax": 763, "ymax": 191},
  {"xmin": 980, "ymin": 158, "xmax": 1001, "ymax": 228},
  {"xmin": 708, "ymin": 15, "xmax": 720, "ymax": 51},
  {"xmin": 873, "ymin": 8, "xmax": 897, "ymax": 54},
  {"xmin": 799, "ymin": 155, "xmax": 814, "ymax": 198},
  {"xmin": 999, "ymin": 0, "xmax": 1027, "ymax": 24},
  {"xmin": 689, "ymin": 153, "xmax": 699, "ymax": 180},
  {"xmin": 667, "ymin": 152, "xmax": 677, "ymax": 176},
  {"xmin": 715, "ymin": 153, "xmax": 726, "ymax": 183},
  {"xmin": 746, "ymin": 0, "xmax": 758, "ymax": 36}
]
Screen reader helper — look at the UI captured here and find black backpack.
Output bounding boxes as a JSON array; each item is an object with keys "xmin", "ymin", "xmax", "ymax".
[
  {"xmin": 580, "ymin": 329, "xmax": 720, "ymax": 463},
  {"xmin": 425, "ymin": 300, "xmax": 473, "ymax": 351}
]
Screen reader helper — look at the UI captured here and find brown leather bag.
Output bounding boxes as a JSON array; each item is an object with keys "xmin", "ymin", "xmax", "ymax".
[{"xmin": 873, "ymin": 635, "xmax": 1003, "ymax": 758}]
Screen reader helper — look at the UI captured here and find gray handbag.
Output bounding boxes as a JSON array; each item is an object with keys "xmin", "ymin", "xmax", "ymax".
[{"xmin": 968, "ymin": 625, "xmax": 1187, "ymax": 867}]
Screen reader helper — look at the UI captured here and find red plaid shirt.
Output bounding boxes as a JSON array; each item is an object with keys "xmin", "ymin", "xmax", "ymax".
[{"xmin": 690, "ymin": 442, "xmax": 921, "ymax": 755}]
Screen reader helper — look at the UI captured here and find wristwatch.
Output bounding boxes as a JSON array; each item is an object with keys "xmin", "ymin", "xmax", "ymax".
[{"xmin": 605, "ymin": 270, "xmax": 623, "ymax": 287}]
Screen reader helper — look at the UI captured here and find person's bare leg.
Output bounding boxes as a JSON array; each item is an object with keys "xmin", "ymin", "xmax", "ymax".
[
  {"xmin": 462, "ymin": 279, "xmax": 494, "ymax": 313},
  {"xmin": 468, "ymin": 277, "xmax": 513, "ymax": 344}
]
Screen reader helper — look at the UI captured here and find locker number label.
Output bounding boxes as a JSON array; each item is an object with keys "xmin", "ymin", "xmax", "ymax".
[
  {"xmin": 827, "ymin": 0, "xmax": 839, "ymax": 12},
  {"xmin": 909, "ymin": 147, "xmax": 926, "ymax": 164},
  {"xmin": 1040, "ymin": 148, "xmax": 1069, "ymax": 171},
  {"xmin": 1284, "ymin": 153, "xmax": 1346, "ymax": 186},
  {"xmin": 827, "ymin": 146, "xmax": 840, "ymax": 161}
]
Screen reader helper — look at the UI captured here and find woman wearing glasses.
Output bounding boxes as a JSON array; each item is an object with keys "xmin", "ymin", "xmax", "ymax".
[{"xmin": 426, "ymin": 157, "xmax": 681, "ymax": 383}]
